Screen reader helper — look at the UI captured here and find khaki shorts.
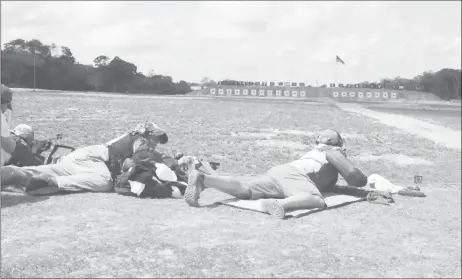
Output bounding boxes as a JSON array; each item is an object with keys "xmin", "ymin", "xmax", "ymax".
[{"xmin": 245, "ymin": 164, "xmax": 322, "ymax": 200}]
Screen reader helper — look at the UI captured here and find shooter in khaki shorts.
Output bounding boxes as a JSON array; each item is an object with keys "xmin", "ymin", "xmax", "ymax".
[
  {"xmin": 1, "ymin": 122, "xmax": 168, "ymax": 195},
  {"xmin": 183, "ymin": 129, "xmax": 369, "ymax": 219}
]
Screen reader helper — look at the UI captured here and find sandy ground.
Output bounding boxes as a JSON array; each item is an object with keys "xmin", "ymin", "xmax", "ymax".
[{"xmin": 335, "ymin": 102, "xmax": 461, "ymax": 151}]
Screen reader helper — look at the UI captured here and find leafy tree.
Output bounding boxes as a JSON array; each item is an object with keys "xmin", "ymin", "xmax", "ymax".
[
  {"xmin": 59, "ymin": 46, "xmax": 76, "ymax": 64},
  {"xmin": 201, "ymin": 77, "xmax": 216, "ymax": 87},
  {"xmin": 93, "ymin": 55, "xmax": 110, "ymax": 68}
]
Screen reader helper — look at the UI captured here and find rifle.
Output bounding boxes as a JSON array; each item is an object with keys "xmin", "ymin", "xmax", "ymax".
[{"xmin": 31, "ymin": 133, "xmax": 76, "ymax": 164}]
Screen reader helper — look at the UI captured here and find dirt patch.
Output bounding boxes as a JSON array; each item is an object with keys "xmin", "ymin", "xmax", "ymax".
[
  {"xmin": 355, "ymin": 153, "xmax": 433, "ymax": 166},
  {"xmin": 336, "ymin": 102, "xmax": 461, "ymax": 151},
  {"xmin": 255, "ymin": 140, "xmax": 308, "ymax": 150},
  {"xmin": 259, "ymin": 129, "xmax": 367, "ymax": 140},
  {"xmin": 280, "ymin": 130, "xmax": 316, "ymax": 136},
  {"xmin": 14, "ymin": 89, "xmax": 212, "ymax": 100},
  {"xmin": 230, "ymin": 131, "xmax": 278, "ymax": 139}
]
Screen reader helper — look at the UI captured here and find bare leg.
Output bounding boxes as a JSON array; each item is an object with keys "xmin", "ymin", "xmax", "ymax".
[
  {"xmin": 262, "ymin": 195, "xmax": 326, "ymax": 219},
  {"xmin": 184, "ymin": 170, "xmax": 252, "ymax": 207},
  {"xmin": 203, "ymin": 174, "xmax": 252, "ymax": 199},
  {"xmin": 279, "ymin": 194, "xmax": 326, "ymax": 211}
]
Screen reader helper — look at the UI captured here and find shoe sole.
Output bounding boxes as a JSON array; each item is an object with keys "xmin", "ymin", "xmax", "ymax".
[
  {"xmin": 184, "ymin": 171, "xmax": 202, "ymax": 207},
  {"xmin": 262, "ymin": 200, "xmax": 285, "ymax": 219}
]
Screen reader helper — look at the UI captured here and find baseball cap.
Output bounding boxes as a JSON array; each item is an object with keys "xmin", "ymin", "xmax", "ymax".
[
  {"xmin": 131, "ymin": 121, "xmax": 168, "ymax": 144},
  {"xmin": 12, "ymin": 124, "xmax": 35, "ymax": 146},
  {"xmin": 315, "ymin": 129, "xmax": 344, "ymax": 147}
]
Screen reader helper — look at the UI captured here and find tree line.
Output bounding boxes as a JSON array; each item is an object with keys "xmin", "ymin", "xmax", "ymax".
[
  {"xmin": 378, "ymin": 70, "xmax": 461, "ymax": 100},
  {"xmin": 2, "ymin": 38, "xmax": 460, "ymax": 100},
  {"xmin": 1, "ymin": 38, "xmax": 191, "ymax": 95}
]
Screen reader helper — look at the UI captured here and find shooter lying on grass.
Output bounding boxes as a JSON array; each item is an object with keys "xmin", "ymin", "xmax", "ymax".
[
  {"xmin": 114, "ymin": 146, "xmax": 219, "ymax": 199},
  {"xmin": 4, "ymin": 124, "xmax": 52, "ymax": 167},
  {"xmin": 183, "ymin": 129, "xmax": 369, "ymax": 219},
  {"xmin": 1, "ymin": 122, "xmax": 170, "ymax": 195}
]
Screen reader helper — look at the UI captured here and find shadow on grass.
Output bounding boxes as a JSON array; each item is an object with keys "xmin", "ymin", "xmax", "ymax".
[
  {"xmin": 202, "ymin": 203, "xmax": 221, "ymax": 209},
  {"xmin": 1, "ymin": 193, "xmax": 50, "ymax": 209},
  {"xmin": 329, "ymin": 185, "xmax": 370, "ymax": 197},
  {"xmin": 1, "ymin": 186, "xmax": 92, "ymax": 209}
]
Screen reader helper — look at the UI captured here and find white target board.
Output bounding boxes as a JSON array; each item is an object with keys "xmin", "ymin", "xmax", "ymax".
[
  {"xmin": 300, "ymin": 91, "xmax": 306, "ymax": 97},
  {"xmin": 366, "ymin": 92, "xmax": 372, "ymax": 98},
  {"xmin": 234, "ymin": 89, "xmax": 240, "ymax": 95},
  {"xmin": 333, "ymin": 92, "xmax": 339, "ymax": 98},
  {"xmin": 259, "ymin": 90, "xmax": 265, "ymax": 96},
  {"xmin": 210, "ymin": 88, "xmax": 216, "ymax": 95},
  {"xmin": 226, "ymin": 89, "xmax": 232, "ymax": 95},
  {"xmin": 375, "ymin": 92, "xmax": 381, "ymax": 98},
  {"xmin": 382, "ymin": 92, "xmax": 389, "ymax": 98},
  {"xmin": 276, "ymin": 90, "xmax": 282, "ymax": 96},
  {"xmin": 251, "ymin": 90, "xmax": 257, "ymax": 96},
  {"xmin": 391, "ymin": 92, "xmax": 397, "ymax": 98},
  {"xmin": 243, "ymin": 89, "xmax": 249, "ymax": 96},
  {"xmin": 358, "ymin": 92, "xmax": 364, "ymax": 98},
  {"xmin": 349, "ymin": 92, "xmax": 356, "ymax": 97},
  {"xmin": 341, "ymin": 92, "xmax": 347, "ymax": 97},
  {"xmin": 292, "ymin": 90, "xmax": 298, "ymax": 97},
  {"xmin": 267, "ymin": 90, "xmax": 273, "ymax": 96},
  {"xmin": 284, "ymin": 90, "xmax": 290, "ymax": 96},
  {"xmin": 218, "ymin": 88, "xmax": 224, "ymax": 95}
]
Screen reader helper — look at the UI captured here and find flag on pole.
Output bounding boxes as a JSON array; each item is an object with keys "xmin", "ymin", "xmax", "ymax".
[{"xmin": 336, "ymin": 55, "xmax": 345, "ymax": 65}]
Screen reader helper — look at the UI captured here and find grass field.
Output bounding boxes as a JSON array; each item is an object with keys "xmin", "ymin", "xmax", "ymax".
[{"xmin": 1, "ymin": 91, "xmax": 461, "ymax": 278}]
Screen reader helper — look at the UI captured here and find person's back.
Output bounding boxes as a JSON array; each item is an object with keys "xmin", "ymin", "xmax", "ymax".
[
  {"xmin": 1, "ymin": 112, "xmax": 15, "ymax": 166},
  {"xmin": 1, "ymin": 84, "xmax": 13, "ymax": 124},
  {"xmin": 290, "ymin": 130, "xmax": 367, "ymax": 190},
  {"xmin": 289, "ymin": 144, "xmax": 342, "ymax": 192},
  {"xmin": 1, "ymin": 84, "xmax": 15, "ymax": 166}
]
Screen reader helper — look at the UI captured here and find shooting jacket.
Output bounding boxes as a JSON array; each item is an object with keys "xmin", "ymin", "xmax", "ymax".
[{"xmin": 105, "ymin": 133, "xmax": 138, "ymax": 180}]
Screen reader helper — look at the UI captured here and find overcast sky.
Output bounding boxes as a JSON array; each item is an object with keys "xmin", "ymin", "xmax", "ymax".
[{"xmin": 1, "ymin": 1, "xmax": 461, "ymax": 84}]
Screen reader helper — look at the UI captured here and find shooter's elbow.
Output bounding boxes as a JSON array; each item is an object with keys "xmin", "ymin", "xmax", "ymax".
[{"xmin": 345, "ymin": 168, "xmax": 368, "ymax": 187}]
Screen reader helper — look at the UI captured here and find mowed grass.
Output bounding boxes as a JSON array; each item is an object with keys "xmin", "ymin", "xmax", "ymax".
[{"xmin": 1, "ymin": 92, "xmax": 461, "ymax": 278}]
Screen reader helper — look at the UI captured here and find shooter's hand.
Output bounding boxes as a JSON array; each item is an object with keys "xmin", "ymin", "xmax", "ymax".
[{"xmin": 32, "ymin": 139, "xmax": 52, "ymax": 155}]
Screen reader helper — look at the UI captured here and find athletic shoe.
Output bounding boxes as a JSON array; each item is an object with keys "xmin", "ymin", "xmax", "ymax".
[
  {"xmin": 261, "ymin": 199, "xmax": 285, "ymax": 219},
  {"xmin": 184, "ymin": 170, "xmax": 205, "ymax": 207}
]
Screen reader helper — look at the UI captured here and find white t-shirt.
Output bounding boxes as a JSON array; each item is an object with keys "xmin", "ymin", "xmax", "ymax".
[{"xmin": 1, "ymin": 112, "xmax": 12, "ymax": 166}]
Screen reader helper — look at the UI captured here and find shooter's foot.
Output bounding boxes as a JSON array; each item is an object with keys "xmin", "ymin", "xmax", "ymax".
[
  {"xmin": 261, "ymin": 199, "xmax": 286, "ymax": 220},
  {"xmin": 184, "ymin": 170, "xmax": 205, "ymax": 207}
]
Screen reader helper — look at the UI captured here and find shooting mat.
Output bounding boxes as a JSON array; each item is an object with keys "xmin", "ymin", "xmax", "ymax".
[{"xmin": 217, "ymin": 192, "xmax": 366, "ymax": 219}]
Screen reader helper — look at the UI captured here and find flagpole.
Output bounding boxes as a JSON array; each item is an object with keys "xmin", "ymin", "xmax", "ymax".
[
  {"xmin": 33, "ymin": 47, "xmax": 36, "ymax": 92},
  {"xmin": 334, "ymin": 60, "xmax": 337, "ymax": 87},
  {"xmin": 316, "ymin": 79, "xmax": 319, "ymax": 97}
]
